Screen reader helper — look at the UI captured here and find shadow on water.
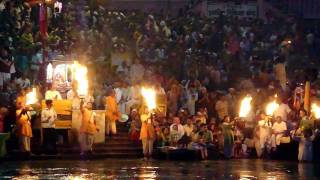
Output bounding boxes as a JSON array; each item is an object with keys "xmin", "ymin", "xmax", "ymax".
[{"xmin": 0, "ymin": 159, "xmax": 319, "ymax": 179}]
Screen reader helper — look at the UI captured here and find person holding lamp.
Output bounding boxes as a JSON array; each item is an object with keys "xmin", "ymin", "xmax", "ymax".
[
  {"xmin": 15, "ymin": 102, "xmax": 33, "ymax": 155},
  {"xmin": 105, "ymin": 90, "xmax": 120, "ymax": 137},
  {"xmin": 79, "ymin": 101, "xmax": 98, "ymax": 155},
  {"xmin": 140, "ymin": 106, "xmax": 155, "ymax": 160},
  {"xmin": 41, "ymin": 99, "xmax": 57, "ymax": 154}
]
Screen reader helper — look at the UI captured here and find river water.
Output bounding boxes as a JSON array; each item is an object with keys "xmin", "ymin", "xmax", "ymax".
[{"xmin": 0, "ymin": 159, "xmax": 319, "ymax": 179}]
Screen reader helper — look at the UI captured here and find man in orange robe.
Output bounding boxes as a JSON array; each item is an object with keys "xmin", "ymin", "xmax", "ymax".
[
  {"xmin": 105, "ymin": 90, "xmax": 120, "ymax": 136},
  {"xmin": 79, "ymin": 102, "xmax": 98, "ymax": 155},
  {"xmin": 16, "ymin": 102, "xmax": 32, "ymax": 154}
]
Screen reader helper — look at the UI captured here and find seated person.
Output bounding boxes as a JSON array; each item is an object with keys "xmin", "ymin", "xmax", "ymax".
[
  {"xmin": 271, "ymin": 116, "xmax": 287, "ymax": 151},
  {"xmin": 45, "ymin": 83, "xmax": 62, "ymax": 100}
]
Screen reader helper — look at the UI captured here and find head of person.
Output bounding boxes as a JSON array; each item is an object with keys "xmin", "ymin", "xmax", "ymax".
[
  {"xmin": 16, "ymin": 102, "xmax": 23, "ymax": 109},
  {"xmin": 260, "ymin": 112, "xmax": 267, "ymax": 120},
  {"xmin": 276, "ymin": 116, "xmax": 282, "ymax": 123},
  {"xmin": 173, "ymin": 116, "xmax": 180, "ymax": 125},
  {"xmin": 172, "ymin": 124, "xmax": 178, "ymax": 131},
  {"xmin": 303, "ymin": 129, "xmax": 313, "ymax": 138},
  {"xmin": 186, "ymin": 117, "xmax": 193, "ymax": 125},
  {"xmin": 223, "ymin": 115, "xmax": 230, "ymax": 123},
  {"xmin": 143, "ymin": 106, "xmax": 149, "ymax": 114},
  {"xmin": 299, "ymin": 109, "xmax": 307, "ymax": 118},
  {"xmin": 200, "ymin": 124, "xmax": 208, "ymax": 132},
  {"xmin": 47, "ymin": 83, "xmax": 54, "ymax": 91},
  {"xmin": 45, "ymin": 100, "xmax": 53, "ymax": 109},
  {"xmin": 86, "ymin": 102, "xmax": 93, "ymax": 110},
  {"xmin": 72, "ymin": 82, "xmax": 78, "ymax": 91},
  {"xmin": 18, "ymin": 88, "xmax": 26, "ymax": 96},
  {"xmin": 163, "ymin": 127, "xmax": 170, "ymax": 135},
  {"xmin": 109, "ymin": 89, "xmax": 116, "ymax": 97}
]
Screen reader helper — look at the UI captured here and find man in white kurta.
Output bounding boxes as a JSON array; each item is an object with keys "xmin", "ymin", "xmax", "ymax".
[
  {"xmin": 271, "ymin": 116, "xmax": 287, "ymax": 149},
  {"xmin": 45, "ymin": 84, "xmax": 62, "ymax": 100},
  {"xmin": 125, "ymin": 84, "xmax": 141, "ymax": 114},
  {"xmin": 274, "ymin": 102, "xmax": 291, "ymax": 122}
]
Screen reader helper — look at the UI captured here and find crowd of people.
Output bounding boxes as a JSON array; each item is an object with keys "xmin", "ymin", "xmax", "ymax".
[{"xmin": 0, "ymin": 0, "xmax": 320, "ymax": 162}]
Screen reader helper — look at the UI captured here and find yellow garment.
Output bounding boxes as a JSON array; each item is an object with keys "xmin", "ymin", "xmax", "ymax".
[
  {"xmin": 105, "ymin": 96, "xmax": 120, "ymax": 122},
  {"xmin": 80, "ymin": 109, "xmax": 97, "ymax": 135},
  {"xmin": 140, "ymin": 121, "xmax": 155, "ymax": 140},
  {"xmin": 16, "ymin": 109, "xmax": 32, "ymax": 137},
  {"xmin": 16, "ymin": 95, "xmax": 26, "ymax": 107}
]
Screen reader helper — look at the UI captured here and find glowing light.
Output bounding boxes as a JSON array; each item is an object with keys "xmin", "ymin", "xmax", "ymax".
[
  {"xmin": 311, "ymin": 103, "xmax": 320, "ymax": 119},
  {"xmin": 266, "ymin": 95, "xmax": 279, "ymax": 116},
  {"xmin": 26, "ymin": 88, "xmax": 38, "ymax": 105},
  {"xmin": 46, "ymin": 63, "xmax": 53, "ymax": 82},
  {"xmin": 239, "ymin": 95, "xmax": 252, "ymax": 118},
  {"xmin": 72, "ymin": 61, "xmax": 88, "ymax": 97},
  {"xmin": 141, "ymin": 87, "xmax": 156, "ymax": 111}
]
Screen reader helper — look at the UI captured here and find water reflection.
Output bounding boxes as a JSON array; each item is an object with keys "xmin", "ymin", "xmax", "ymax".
[{"xmin": 0, "ymin": 159, "xmax": 318, "ymax": 179}]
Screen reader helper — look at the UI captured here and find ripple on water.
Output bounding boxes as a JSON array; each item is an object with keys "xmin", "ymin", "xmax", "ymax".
[{"xmin": 0, "ymin": 159, "xmax": 319, "ymax": 179}]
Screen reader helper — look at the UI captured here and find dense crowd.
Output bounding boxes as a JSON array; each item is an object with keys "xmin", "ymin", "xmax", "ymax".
[{"xmin": 0, "ymin": 0, "xmax": 320, "ymax": 161}]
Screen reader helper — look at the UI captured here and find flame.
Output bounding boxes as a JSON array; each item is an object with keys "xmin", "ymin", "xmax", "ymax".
[
  {"xmin": 141, "ymin": 87, "xmax": 156, "ymax": 111},
  {"xmin": 73, "ymin": 61, "xmax": 88, "ymax": 97},
  {"xmin": 266, "ymin": 101, "xmax": 279, "ymax": 116},
  {"xmin": 26, "ymin": 88, "xmax": 38, "ymax": 105},
  {"xmin": 311, "ymin": 103, "xmax": 320, "ymax": 119},
  {"xmin": 239, "ymin": 95, "xmax": 252, "ymax": 117}
]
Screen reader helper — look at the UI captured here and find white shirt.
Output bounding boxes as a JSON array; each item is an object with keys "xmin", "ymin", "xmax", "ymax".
[
  {"xmin": 15, "ymin": 78, "xmax": 31, "ymax": 89},
  {"xmin": 272, "ymin": 121, "xmax": 287, "ymax": 134},
  {"xmin": 41, "ymin": 107, "xmax": 57, "ymax": 128},
  {"xmin": 45, "ymin": 90, "xmax": 62, "ymax": 100},
  {"xmin": 67, "ymin": 89, "xmax": 77, "ymax": 100},
  {"xmin": 274, "ymin": 103, "xmax": 291, "ymax": 121},
  {"xmin": 170, "ymin": 124, "xmax": 185, "ymax": 140},
  {"xmin": 114, "ymin": 88, "xmax": 122, "ymax": 103}
]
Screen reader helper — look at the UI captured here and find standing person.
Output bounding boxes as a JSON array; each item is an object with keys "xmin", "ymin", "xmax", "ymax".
[
  {"xmin": 41, "ymin": 100, "xmax": 57, "ymax": 154},
  {"xmin": 298, "ymin": 109, "xmax": 313, "ymax": 131},
  {"xmin": 67, "ymin": 82, "xmax": 80, "ymax": 110},
  {"xmin": 215, "ymin": 95, "xmax": 229, "ymax": 123},
  {"xmin": 271, "ymin": 116, "xmax": 287, "ymax": 151},
  {"xmin": 140, "ymin": 107, "xmax": 155, "ymax": 160},
  {"xmin": 79, "ymin": 102, "xmax": 98, "ymax": 155},
  {"xmin": 274, "ymin": 100, "xmax": 291, "ymax": 122},
  {"xmin": 221, "ymin": 115, "xmax": 234, "ymax": 159},
  {"xmin": 45, "ymin": 83, "xmax": 62, "ymax": 100},
  {"xmin": 16, "ymin": 102, "xmax": 32, "ymax": 155},
  {"xmin": 254, "ymin": 113, "xmax": 272, "ymax": 158},
  {"xmin": 105, "ymin": 90, "xmax": 120, "ymax": 137},
  {"xmin": 292, "ymin": 129, "xmax": 315, "ymax": 162}
]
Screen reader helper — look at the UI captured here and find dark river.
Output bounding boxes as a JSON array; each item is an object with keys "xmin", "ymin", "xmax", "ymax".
[{"xmin": 0, "ymin": 159, "xmax": 319, "ymax": 179}]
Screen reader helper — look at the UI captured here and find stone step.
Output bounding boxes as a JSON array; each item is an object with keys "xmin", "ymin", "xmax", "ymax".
[
  {"xmin": 4, "ymin": 152, "xmax": 143, "ymax": 160},
  {"xmin": 58, "ymin": 147, "xmax": 142, "ymax": 154}
]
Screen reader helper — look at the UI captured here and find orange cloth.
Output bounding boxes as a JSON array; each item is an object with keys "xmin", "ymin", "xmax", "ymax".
[
  {"xmin": 105, "ymin": 96, "xmax": 120, "ymax": 121},
  {"xmin": 140, "ymin": 114, "xmax": 155, "ymax": 140},
  {"xmin": 80, "ymin": 109, "xmax": 97, "ymax": 135},
  {"xmin": 16, "ymin": 95, "xmax": 26, "ymax": 107},
  {"xmin": 16, "ymin": 109, "xmax": 32, "ymax": 137}
]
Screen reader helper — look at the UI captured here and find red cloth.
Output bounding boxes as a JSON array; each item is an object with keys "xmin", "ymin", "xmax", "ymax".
[
  {"xmin": 39, "ymin": 3, "xmax": 47, "ymax": 38},
  {"xmin": 0, "ymin": 115, "xmax": 3, "ymax": 133}
]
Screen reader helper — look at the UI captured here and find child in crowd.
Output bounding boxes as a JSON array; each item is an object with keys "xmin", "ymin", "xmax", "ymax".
[
  {"xmin": 159, "ymin": 127, "xmax": 170, "ymax": 147},
  {"xmin": 169, "ymin": 124, "xmax": 180, "ymax": 147},
  {"xmin": 129, "ymin": 116, "xmax": 141, "ymax": 144}
]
